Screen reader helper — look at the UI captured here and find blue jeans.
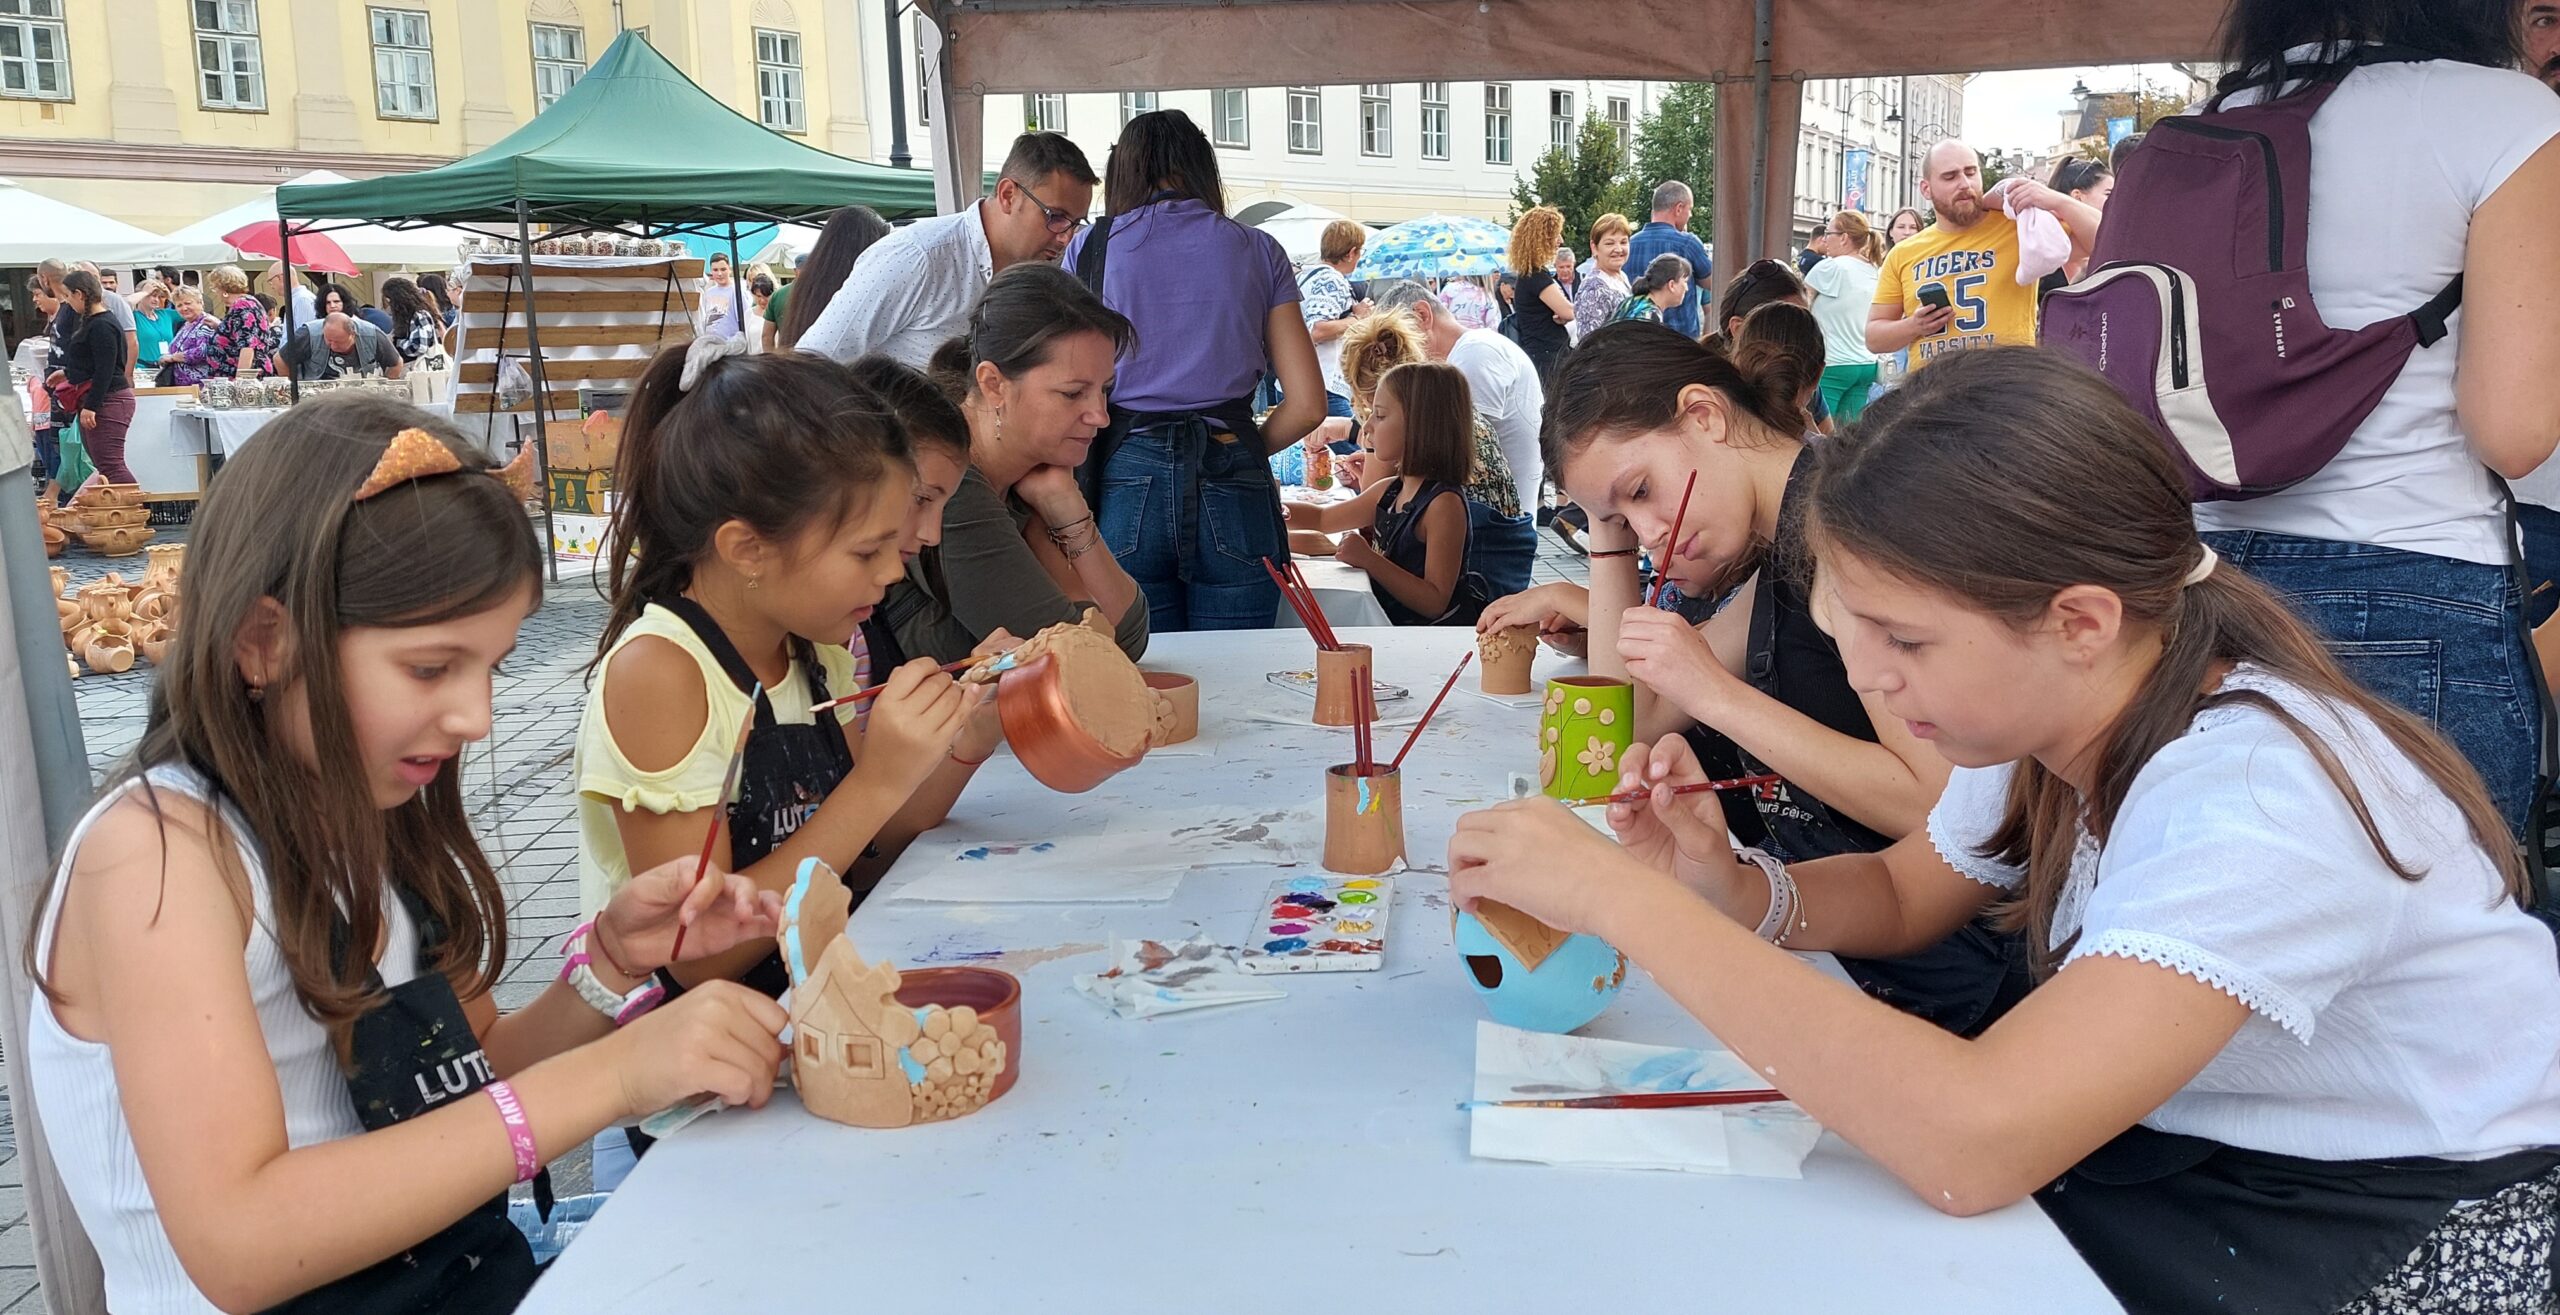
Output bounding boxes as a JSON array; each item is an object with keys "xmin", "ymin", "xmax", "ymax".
[
  {"xmin": 1469, "ymin": 503, "xmax": 1537, "ymax": 599},
  {"xmin": 2202, "ymin": 529, "xmax": 2541, "ymax": 838},
  {"xmin": 1100, "ymin": 417, "xmax": 1286, "ymax": 633},
  {"xmin": 2518, "ymin": 503, "xmax": 2560, "ymax": 628}
]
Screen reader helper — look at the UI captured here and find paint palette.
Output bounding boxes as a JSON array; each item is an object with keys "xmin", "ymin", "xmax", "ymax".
[
  {"xmin": 1238, "ymin": 875, "xmax": 1393, "ymax": 974},
  {"xmin": 1266, "ymin": 670, "xmax": 1411, "ymax": 705}
]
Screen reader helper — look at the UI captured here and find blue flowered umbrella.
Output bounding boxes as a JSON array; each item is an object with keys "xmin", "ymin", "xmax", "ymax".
[{"xmin": 1350, "ymin": 213, "xmax": 1513, "ymax": 281}]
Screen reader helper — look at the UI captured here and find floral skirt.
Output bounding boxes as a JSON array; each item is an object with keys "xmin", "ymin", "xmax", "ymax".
[{"xmin": 2336, "ymin": 1167, "xmax": 2560, "ymax": 1314}]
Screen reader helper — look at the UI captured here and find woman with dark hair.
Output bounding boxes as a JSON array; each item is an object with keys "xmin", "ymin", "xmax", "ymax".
[
  {"xmin": 776, "ymin": 206, "xmax": 891, "ymax": 352},
  {"xmin": 319, "ymin": 282, "xmax": 393, "ymax": 335},
  {"xmin": 2189, "ymin": 0, "xmax": 2560, "ymax": 838},
  {"xmin": 1708, "ymin": 259, "xmax": 1810, "ymax": 350},
  {"xmin": 2039, "ymin": 157, "xmax": 2115, "ymax": 288},
  {"xmin": 416, "ymin": 271, "xmax": 459, "ymax": 328},
  {"xmin": 882, "ymin": 262, "xmax": 1151, "ymax": 663},
  {"xmin": 1611, "ymin": 254, "xmax": 1692, "ymax": 326},
  {"xmin": 1062, "ymin": 109, "xmax": 1323, "ymax": 633},
  {"xmin": 51, "ymin": 270, "xmax": 135, "ymax": 484},
  {"xmin": 1883, "ymin": 208, "xmax": 1926, "ymax": 251},
  {"xmin": 378, "ymin": 277, "xmax": 443, "ymax": 366}
]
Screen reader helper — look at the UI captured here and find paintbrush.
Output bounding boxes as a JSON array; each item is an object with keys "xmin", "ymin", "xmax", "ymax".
[
  {"xmin": 1646, "ymin": 470, "xmax": 1698, "ymax": 609},
  {"xmin": 806, "ymin": 656, "xmax": 988, "ymax": 714},
  {"xmin": 1558, "ymin": 772, "xmax": 1783, "ymax": 809},
  {"xmin": 1287, "ymin": 558, "xmax": 1341, "ymax": 650},
  {"xmin": 1263, "ymin": 556, "xmax": 1333, "ymax": 649},
  {"xmin": 1461, "ymin": 1088, "xmax": 1788, "ymax": 1111},
  {"xmin": 1389, "ymin": 650, "xmax": 1471, "ymax": 770},
  {"xmin": 667, "ymin": 684, "xmax": 759, "ymax": 964}
]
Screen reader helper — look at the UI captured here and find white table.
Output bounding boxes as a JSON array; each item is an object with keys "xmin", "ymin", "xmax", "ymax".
[
  {"xmin": 521, "ymin": 628, "xmax": 2117, "ymax": 1313},
  {"xmin": 1273, "ymin": 553, "xmax": 1393, "ymax": 630}
]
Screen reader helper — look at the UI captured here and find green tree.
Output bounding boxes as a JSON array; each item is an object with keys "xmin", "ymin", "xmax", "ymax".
[
  {"xmin": 1509, "ymin": 111, "xmax": 1641, "ymax": 258},
  {"xmin": 1628, "ymin": 82, "xmax": 1716, "ymax": 244}
]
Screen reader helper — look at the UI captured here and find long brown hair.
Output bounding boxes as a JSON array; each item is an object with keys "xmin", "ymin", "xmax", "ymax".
[
  {"xmin": 1375, "ymin": 362, "xmax": 1476, "ymax": 488},
  {"xmin": 34, "ymin": 394, "xmax": 541, "ymax": 1049},
  {"xmin": 1805, "ymin": 349, "xmax": 2525, "ymax": 970},
  {"xmin": 597, "ymin": 347, "xmax": 912, "ymax": 664},
  {"xmin": 1540, "ymin": 318, "xmax": 1804, "ymax": 477},
  {"xmin": 1732, "ymin": 302, "xmax": 1824, "ymax": 436},
  {"xmin": 1507, "ymin": 206, "xmax": 1564, "ymax": 278}
]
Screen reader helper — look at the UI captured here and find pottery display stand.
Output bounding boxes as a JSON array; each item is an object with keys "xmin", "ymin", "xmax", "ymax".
[
  {"xmin": 1476, "ymin": 626, "xmax": 1539, "ymax": 695},
  {"xmin": 1312, "ymin": 643, "xmax": 1374, "ymax": 727},
  {"xmin": 1142, "ymin": 671, "xmax": 1198, "ymax": 746},
  {"xmin": 1323, "ymin": 763, "xmax": 1405, "ymax": 875}
]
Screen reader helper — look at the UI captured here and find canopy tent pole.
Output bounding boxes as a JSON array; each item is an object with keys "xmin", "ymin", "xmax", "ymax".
[
  {"xmin": 1746, "ymin": 0, "xmax": 1773, "ymax": 268},
  {"xmin": 514, "ymin": 199, "xmax": 559, "ymax": 585},
  {"xmin": 728, "ymin": 222, "xmax": 746, "ymax": 343},
  {"xmin": 281, "ymin": 237, "xmax": 301, "ymax": 404}
]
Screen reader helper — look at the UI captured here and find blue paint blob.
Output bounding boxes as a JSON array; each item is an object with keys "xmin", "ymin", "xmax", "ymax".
[
  {"xmin": 1263, "ymin": 937, "xmax": 1309, "ymax": 953},
  {"xmin": 898, "ymin": 1046, "xmax": 926, "ymax": 1083}
]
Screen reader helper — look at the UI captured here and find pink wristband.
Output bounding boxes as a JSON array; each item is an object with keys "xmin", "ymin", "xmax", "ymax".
[{"xmin": 484, "ymin": 1080, "xmax": 540, "ymax": 1184}]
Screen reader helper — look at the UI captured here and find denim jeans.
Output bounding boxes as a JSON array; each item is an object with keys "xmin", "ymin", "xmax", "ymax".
[
  {"xmin": 1099, "ymin": 417, "xmax": 1286, "ymax": 633},
  {"xmin": 2517, "ymin": 503, "xmax": 2560, "ymax": 628},
  {"xmin": 1469, "ymin": 503, "xmax": 1538, "ymax": 599},
  {"xmin": 2201, "ymin": 529, "xmax": 2541, "ymax": 839}
]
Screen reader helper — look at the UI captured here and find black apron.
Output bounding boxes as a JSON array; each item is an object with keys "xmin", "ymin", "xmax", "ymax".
[
  {"xmin": 1369, "ymin": 479, "xmax": 1490, "ymax": 627},
  {"xmin": 262, "ymin": 885, "xmax": 536, "ymax": 1314},
  {"xmin": 653, "ymin": 596, "xmax": 859, "ymax": 1002},
  {"xmin": 2039, "ymin": 1124, "xmax": 2560, "ymax": 1314}
]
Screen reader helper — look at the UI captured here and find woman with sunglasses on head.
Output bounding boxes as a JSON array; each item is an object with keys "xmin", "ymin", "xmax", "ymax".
[{"xmin": 1062, "ymin": 110, "xmax": 1325, "ymax": 633}]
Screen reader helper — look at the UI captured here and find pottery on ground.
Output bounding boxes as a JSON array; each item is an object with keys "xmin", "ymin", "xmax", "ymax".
[
  {"xmin": 79, "ymin": 525, "xmax": 155, "ymax": 557},
  {"xmin": 82, "ymin": 619, "xmax": 135, "ymax": 674}
]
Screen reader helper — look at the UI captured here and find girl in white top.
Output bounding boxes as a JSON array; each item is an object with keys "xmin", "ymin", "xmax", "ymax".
[
  {"xmin": 1448, "ymin": 350, "xmax": 2560, "ymax": 1313},
  {"xmin": 29, "ymin": 396, "xmax": 788, "ymax": 1313}
]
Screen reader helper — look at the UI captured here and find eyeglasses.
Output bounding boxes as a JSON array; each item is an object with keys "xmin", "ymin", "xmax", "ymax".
[{"xmin": 1011, "ymin": 180, "xmax": 1087, "ymax": 236}]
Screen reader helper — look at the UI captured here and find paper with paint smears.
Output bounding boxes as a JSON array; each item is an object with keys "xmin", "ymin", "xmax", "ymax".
[
  {"xmin": 889, "ymin": 806, "xmax": 1318, "ymax": 904},
  {"xmin": 1467, "ymin": 1021, "xmax": 1824, "ymax": 1178},
  {"xmin": 1238, "ymin": 875, "xmax": 1392, "ymax": 974},
  {"xmin": 1073, "ymin": 936, "xmax": 1287, "ymax": 1019}
]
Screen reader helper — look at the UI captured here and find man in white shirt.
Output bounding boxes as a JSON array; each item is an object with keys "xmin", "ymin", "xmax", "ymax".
[
  {"xmin": 1371, "ymin": 281, "xmax": 1544, "ymax": 514},
  {"xmin": 263, "ymin": 263, "xmax": 320, "ymax": 332},
  {"xmin": 799, "ymin": 133, "xmax": 1097, "ymax": 368}
]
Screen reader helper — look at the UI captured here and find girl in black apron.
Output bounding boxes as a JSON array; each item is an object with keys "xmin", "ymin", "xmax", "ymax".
[
  {"xmin": 1282, "ymin": 362, "xmax": 1491, "ymax": 627},
  {"xmin": 27, "ymin": 406, "xmax": 788, "ymax": 1313},
  {"xmin": 1447, "ymin": 350, "xmax": 2560, "ymax": 1311}
]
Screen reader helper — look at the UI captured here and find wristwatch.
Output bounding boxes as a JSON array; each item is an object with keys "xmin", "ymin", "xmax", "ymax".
[{"xmin": 560, "ymin": 921, "xmax": 665, "ymax": 1025}]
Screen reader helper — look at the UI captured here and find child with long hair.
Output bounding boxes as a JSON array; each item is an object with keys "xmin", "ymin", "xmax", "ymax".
[
  {"xmin": 1284, "ymin": 361, "xmax": 1488, "ymax": 625},
  {"xmin": 1731, "ymin": 301, "xmax": 1828, "ymax": 437},
  {"xmin": 28, "ymin": 394, "xmax": 788, "ymax": 1311},
  {"xmin": 1450, "ymin": 349, "xmax": 2560, "ymax": 1311},
  {"xmin": 579, "ymin": 341, "xmax": 980, "ymax": 1000}
]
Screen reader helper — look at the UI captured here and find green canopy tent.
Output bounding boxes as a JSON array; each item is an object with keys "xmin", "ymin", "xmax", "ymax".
[{"xmin": 274, "ymin": 31, "xmax": 938, "ymax": 573}]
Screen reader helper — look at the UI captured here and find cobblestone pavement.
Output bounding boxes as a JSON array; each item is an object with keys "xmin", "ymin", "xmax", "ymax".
[{"xmin": 4, "ymin": 520, "xmax": 1592, "ymax": 1310}]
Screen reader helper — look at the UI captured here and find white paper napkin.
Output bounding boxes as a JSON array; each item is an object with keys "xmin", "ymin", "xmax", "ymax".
[
  {"xmin": 1466, "ymin": 1021, "xmax": 1824, "ymax": 1178},
  {"xmin": 1073, "ymin": 936, "xmax": 1289, "ymax": 1018}
]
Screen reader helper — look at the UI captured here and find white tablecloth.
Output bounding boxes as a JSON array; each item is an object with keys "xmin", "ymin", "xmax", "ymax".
[
  {"xmin": 518, "ymin": 627, "xmax": 2116, "ymax": 1313},
  {"xmin": 173, "ymin": 398, "xmax": 460, "ymax": 459},
  {"xmin": 1275, "ymin": 553, "xmax": 1393, "ymax": 630}
]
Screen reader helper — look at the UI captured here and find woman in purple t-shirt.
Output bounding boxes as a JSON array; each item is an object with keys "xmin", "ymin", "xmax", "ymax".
[{"xmin": 1064, "ymin": 110, "xmax": 1325, "ymax": 632}]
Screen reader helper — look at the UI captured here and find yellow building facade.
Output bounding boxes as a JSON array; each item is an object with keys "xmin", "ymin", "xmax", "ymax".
[{"xmin": 0, "ymin": 0, "xmax": 881, "ymax": 233}]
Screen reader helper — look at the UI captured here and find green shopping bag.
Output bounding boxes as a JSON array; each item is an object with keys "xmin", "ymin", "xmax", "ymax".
[{"xmin": 55, "ymin": 421, "xmax": 93, "ymax": 493}]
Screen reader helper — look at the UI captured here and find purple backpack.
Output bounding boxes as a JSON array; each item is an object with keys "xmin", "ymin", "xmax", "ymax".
[{"xmin": 2042, "ymin": 49, "xmax": 2463, "ymax": 502}]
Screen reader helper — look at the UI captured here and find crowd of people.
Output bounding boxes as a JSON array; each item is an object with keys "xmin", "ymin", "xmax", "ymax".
[{"xmin": 22, "ymin": 0, "xmax": 2560, "ymax": 1311}]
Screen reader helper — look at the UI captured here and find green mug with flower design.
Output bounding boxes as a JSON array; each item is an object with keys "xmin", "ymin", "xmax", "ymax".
[{"xmin": 1538, "ymin": 675, "xmax": 1635, "ymax": 801}]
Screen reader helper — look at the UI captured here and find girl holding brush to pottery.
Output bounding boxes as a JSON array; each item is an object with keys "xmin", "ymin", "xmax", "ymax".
[
  {"xmin": 1449, "ymin": 349, "xmax": 2560, "ymax": 1311},
  {"xmin": 1285, "ymin": 361, "xmax": 1492, "ymax": 626},
  {"xmin": 27, "ymin": 394, "xmax": 789, "ymax": 1311},
  {"xmin": 578, "ymin": 339, "xmax": 983, "ymax": 1006}
]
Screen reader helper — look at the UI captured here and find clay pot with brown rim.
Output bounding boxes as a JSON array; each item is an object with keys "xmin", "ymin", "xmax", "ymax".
[
  {"xmin": 994, "ymin": 653, "xmax": 1149, "ymax": 794},
  {"xmin": 893, "ymin": 967, "xmax": 1025, "ymax": 1107},
  {"xmin": 143, "ymin": 544, "xmax": 185, "ymax": 595}
]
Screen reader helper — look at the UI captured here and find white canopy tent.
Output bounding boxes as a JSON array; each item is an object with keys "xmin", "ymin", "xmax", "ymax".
[
  {"xmin": 162, "ymin": 169, "xmax": 483, "ymax": 269},
  {"xmin": 1252, "ymin": 203, "xmax": 1358, "ymax": 265},
  {"xmin": 0, "ymin": 178, "xmax": 178, "ymax": 266},
  {"xmin": 751, "ymin": 222, "xmax": 828, "ymax": 268}
]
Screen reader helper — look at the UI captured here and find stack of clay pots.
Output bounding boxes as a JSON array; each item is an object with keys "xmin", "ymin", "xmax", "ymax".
[
  {"xmin": 57, "ymin": 545, "xmax": 183, "ymax": 677},
  {"xmin": 37, "ymin": 494, "xmax": 65, "ymax": 557},
  {"xmin": 60, "ymin": 482, "xmax": 153, "ymax": 557}
]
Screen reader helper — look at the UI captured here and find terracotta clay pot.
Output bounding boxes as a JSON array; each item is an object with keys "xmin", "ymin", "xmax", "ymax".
[
  {"xmin": 49, "ymin": 565, "xmax": 67, "ymax": 599},
  {"xmin": 73, "ymin": 506, "xmax": 148, "ymax": 531},
  {"xmin": 83, "ymin": 620, "xmax": 134, "ymax": 674},
  {"xmin": 1141, "ymin": 671, "xmax": 1199, "ymax": 746},
  {"xmin": 136, "ymin": 620, "xmax": 173, "ymax": 666},
  {"xmin": 1477, "ymin": 625, "xmax": 1540, "ymax": 696},
  {"xmin": 1311, "ymin": 643, "xmax": 1375, "ymax": 727},
  {"xmin": 1323, "ymin": 763, "xmax": 1406, "ymax": 876},
  {"xmin": 78, "ymin": 582, "xmax": 132, "ymax": 625},
  {"xmin": 892, "ymin": 967, "xmax": 1024, "ymax": 1106},
  {"xmin": 143, "ymin": 544, "xmax": 185, "ymax": 594},
  {"xmin": 133, "ymin": 590, "xmax": 175, "ymax": 623},
  {"xmin": 72, "ymin": 482, "xmax": 143, "ymax": 510},
  {"xmin": 41, "ymin": 521, "xmax": 64, "ymax": 557},
  {"xmin": 57, "ymin": 599, "xmax": 80, "ymax": 646},
  {"xmin": 994, "ymin": 653, "xmax": 1147, "ymax": 794},
  {"xmin": 80, "ymin": 525, "xmax": 154, "ymax": 556}
]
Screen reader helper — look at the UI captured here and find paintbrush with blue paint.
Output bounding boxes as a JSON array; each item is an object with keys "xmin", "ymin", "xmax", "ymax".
[{"xmin": 807, "ymin": 655, "xmax": 992, "ymax": 714}]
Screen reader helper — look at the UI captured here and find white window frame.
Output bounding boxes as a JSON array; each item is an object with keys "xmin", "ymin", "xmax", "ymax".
[
  {"xmin": 1025, "ymin": 91, "xmax": 1065, "ymax": 133},
  {"xmin": 193, "ymin": 0, "xmax": 264, "ymax": 111},
  {"xmin": 1119, "ymin": 90, "xmax": 1158, "ymax": 125},
  {"xmin": 1606, "ymin": 95, "xmax": 1631, "ymax": 164},
  {"xmin": 1359, "ymin": 83, "xmax": 1390, "ymax": 157},
  {"xmin": 529, "ymin": 21, "xmax": 584, "ymax": 111},
  {"xmin": 1211, "ymin": 87, "xmax": 1247, "ymax": 149},
  {"xmin": 368, "ymin": 7, "xmax": 435, "ymax": 121},
  {"xmin": 1549, "ymin": 88, "xmax": 1574, "ymax": 156},
  {"xmin": 753, "ymin": 27, "xmax": 804, "ymax": 133},
  {"xmin": 0, "ymin": 0, "xmax": 71, "ymax": 103},
  {"xmin": 1483, "ymin": 82, "xmax": 1511, "ymax": 165},
  {"xmin": 1287, "ymin": 85, "xmax": 1321, "ymax": 155},
  {"xmin": 1419, "ymin": 81, "xmax": 1449, "ymax": 161}
]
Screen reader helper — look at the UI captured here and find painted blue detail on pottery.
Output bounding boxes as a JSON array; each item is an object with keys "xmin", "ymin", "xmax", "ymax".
[
  {"xmin": 1452, "ymin": 910, "xmax": 1626, "ymax": 1034},
  {"xmin": 898, "ymin": 1046, "xmax": 926, "ymax": 1084},
  {"xmin": 782, "ymin": 856, "xmax": 824, "ymax": 984}
]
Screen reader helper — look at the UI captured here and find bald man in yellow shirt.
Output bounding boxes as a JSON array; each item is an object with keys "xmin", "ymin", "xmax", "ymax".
[{"xmin": 1868, "ymin": 141, "xmax": 2105, "ymax": 367}]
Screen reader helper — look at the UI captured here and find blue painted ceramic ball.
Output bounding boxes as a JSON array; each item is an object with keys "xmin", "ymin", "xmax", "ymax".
[{"xmin": 1453, "ymin": 910, "xmax": 1627, "ymax": 1033}]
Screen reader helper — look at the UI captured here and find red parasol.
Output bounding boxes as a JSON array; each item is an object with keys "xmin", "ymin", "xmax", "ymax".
[{"xmin": 220, "ymin": 220, "xmax": 359, "ymax": 277}]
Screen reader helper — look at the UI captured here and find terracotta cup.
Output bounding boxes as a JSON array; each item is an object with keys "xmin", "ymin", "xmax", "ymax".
[
  {"xmin": 1477, "ymin": 625, "xmax": 1539, "ymax": 695},
  {"xmin": 1311, "ymin": 642, "xmax": 1375, "ymax": 727},
  {"xmin": 893, "ymin": 967, "xmax": 1024, "ymax": 1105},
  {"xmin": 1540, "ymin": 675, "xmax": 1634, "ymax": 801},
  {"xmin": 1323, "ymin": 763, "xmax": 1405, "ymax": 876},
  {"xmin": 1142, "ymin": 670, "xmax": 1199, "ymax": 745},
  {"xmin": 994, "ymin": 653, "xmax": 1147, "ymax": 793}
]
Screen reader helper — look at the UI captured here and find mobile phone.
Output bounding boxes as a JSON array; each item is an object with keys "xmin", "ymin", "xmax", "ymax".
[{"xmin": 1917, "ymin": 283, "xmax": 1953, "ymax": 312}]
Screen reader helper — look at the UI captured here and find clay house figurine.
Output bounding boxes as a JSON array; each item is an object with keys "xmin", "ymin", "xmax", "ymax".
[{"xmin": 793, "ymin": 939, "xmax": 919, "ymax": 1129}]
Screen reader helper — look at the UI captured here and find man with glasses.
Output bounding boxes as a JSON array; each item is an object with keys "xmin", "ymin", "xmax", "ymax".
[{"xmin": 801, "ymin": 132, "xmax": 1097, "ymax": 367}]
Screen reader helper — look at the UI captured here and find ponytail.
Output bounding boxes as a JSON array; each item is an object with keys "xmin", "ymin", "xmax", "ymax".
[
  {"xmin": 1731, "ymin": 302, "xmax": 1824, "ymax": 436},
  {"xmin": 1626, "ymin": 252, "xmax": 1691, "ymax": 300},
  {"xmin": 1830, "ymin": 210, "xmax": 1886, "ymax": 266},
  {"xmin": 1541, "ymin": 319, "xmax": 1805, "ymax": 477}
]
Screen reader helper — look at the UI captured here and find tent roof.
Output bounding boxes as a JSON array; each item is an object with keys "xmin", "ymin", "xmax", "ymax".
[
  {"xmin": 277, "ymin": 32, "xmax": 937, "ymax": 229},
  {"xmin": 0, "ymin": 179, "xmax": 176, "ymax": 265},
  {"xmin": 162, "ymin": 170, "xmax": 489, "ymax": 268}
]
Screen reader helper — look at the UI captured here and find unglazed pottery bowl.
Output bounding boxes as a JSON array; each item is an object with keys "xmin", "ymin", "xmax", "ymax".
[{"xmin": 893, "ymin": 967, "xmax": 1023, "ymax": 1104}]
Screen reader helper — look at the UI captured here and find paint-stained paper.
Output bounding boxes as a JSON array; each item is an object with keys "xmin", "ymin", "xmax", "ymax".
[
  {"xmin": 1073, "ymin": 936, "xmax": 1288, "ymax": 1019},
  {"xmin": 1467, "ymin": 1022, "xmax": 1825, "ymax": 1178},
  {"xmin": 888, "ymin": 805, "xmax": 1317, "ymax": 904}
]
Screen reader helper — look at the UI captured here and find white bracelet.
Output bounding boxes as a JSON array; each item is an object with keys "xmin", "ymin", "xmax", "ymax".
[{"xmin": 1741, "ymin": 848, "xmax": 1799, "ymax": 947}]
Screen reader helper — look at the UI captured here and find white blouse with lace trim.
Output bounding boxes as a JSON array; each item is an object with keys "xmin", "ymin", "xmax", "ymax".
[{"xmin": 1923, "ymin": 666, "xmax": 2560, "ymax": 1162}]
